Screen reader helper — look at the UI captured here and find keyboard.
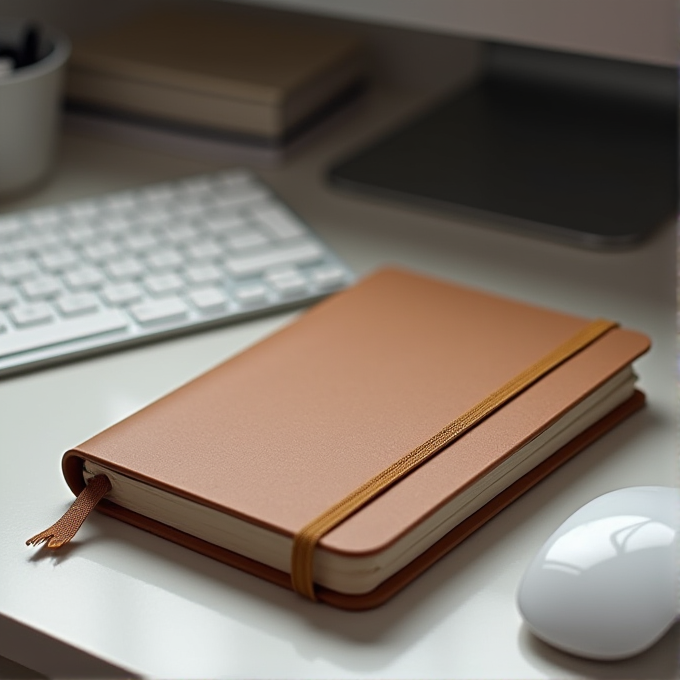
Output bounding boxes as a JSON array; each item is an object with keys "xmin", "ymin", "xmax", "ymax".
[{"xmin": 0, "ymin": 170, "xmax": 354, "ymax": 378}]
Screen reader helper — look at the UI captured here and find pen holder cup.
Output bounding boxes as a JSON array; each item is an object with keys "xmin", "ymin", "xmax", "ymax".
[{"xmin": 0, "ymin": 21, "xmax": 70, "ymax": 196}]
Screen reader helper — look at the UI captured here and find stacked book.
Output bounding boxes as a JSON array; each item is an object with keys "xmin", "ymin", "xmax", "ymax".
[{"xmin": 65, "ymin": 7, "xmax": 366, "ymax": 160}]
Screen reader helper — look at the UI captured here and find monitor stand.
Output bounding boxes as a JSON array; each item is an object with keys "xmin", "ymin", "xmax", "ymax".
[{"xmin": 328, "ymin": 43, "xmax": 678, "ymax": 248}]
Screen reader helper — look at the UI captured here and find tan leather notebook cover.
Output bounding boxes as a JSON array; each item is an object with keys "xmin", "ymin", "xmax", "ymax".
[{"xmin": 62, "ymin": 268, "xmax": 650, "ymax": 608}]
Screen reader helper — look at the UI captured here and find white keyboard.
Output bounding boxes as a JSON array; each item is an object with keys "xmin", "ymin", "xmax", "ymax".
[{"xmin": 0, "ymin": 170, "xmax": 354, "ymax": 378}]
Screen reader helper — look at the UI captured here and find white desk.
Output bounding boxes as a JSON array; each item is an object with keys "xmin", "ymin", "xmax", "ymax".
[{"xmin": 0, "ymin": 86, "xmax": 677, "ymax": 679}]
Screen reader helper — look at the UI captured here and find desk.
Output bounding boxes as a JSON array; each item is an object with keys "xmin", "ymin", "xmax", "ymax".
[{"xmin": 0, "ymin": 86, "xmax": 677, "ymax": 679}]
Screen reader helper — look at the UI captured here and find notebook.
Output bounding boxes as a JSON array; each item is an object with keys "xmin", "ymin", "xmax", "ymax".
[{"xmin": 37, "ymin": 268, "xmax": 650, "ymax": 609}]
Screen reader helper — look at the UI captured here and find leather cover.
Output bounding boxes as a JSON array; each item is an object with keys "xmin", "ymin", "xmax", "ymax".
[{"xmin": 62, "ymin": 267, "xmax": 650, "ymax": 608}]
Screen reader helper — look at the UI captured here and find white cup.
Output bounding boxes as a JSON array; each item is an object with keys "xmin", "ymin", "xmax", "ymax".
[{"xmin": 0, "ymin": 21, "xmax": 71, "ymax": 196}]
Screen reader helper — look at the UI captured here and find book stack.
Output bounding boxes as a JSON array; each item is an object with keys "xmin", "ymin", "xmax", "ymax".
[{"xmin": 65, "ymin": 7, "xmax": 366, "ymax": 160}]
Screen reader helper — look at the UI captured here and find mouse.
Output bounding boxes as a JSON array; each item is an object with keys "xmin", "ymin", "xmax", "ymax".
[{"xmin": 517, "ymin": 486, "xmax": 679, "ymax": 660}]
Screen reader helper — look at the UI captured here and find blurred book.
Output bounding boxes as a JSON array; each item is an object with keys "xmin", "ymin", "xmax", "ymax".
[{"xmin": 65, "ymin": 7, "xmax": 366, "ymax": 160}]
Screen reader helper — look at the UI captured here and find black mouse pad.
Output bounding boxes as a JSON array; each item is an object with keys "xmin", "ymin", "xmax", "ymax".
[{"xmin": 329, "ymin": 76, "xmax": 677, "ymax": 248}]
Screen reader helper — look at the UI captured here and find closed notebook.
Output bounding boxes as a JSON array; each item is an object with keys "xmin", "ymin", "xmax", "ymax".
[{"xmin": 35, "ymin": 268, "xmax": 649, "ymax": 609}]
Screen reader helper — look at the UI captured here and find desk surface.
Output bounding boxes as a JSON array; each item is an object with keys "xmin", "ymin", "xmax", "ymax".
[{"xmin": 0, "ymin": 87, "xmax": 678, "ymax": 679}]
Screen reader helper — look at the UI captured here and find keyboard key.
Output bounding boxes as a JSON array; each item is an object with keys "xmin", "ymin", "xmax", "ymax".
[
  {"xmin": 174, "ymin": 202, "xmax": 205, "ymax": 217},
  {"xmin": 211, "ymin": 186, "xmax": 269, "ymax": 210},
  {"xmin": 226, "ymin": 241, "xmax": 324, "ymax": 277},
  {"xmin": 147, "ymin": 249, "xmax": 184, "ymax": 271},
  {"xmin": 0, "ymin": 309, "xmax": 129, "ymax": 359},
  {"xmin": 33, "ymin": 231, "xmax": 62, "ymax": 249},
  {"xmin": 0, "ymin": 237, "xmax": 40, "ymax": 259},
  {"xmin": 9, "ymin": 303, "xmax": 54, "ymax": 328},
  {"xmin": 163, "ymin": 223, "xmax": 199, "ymax": 244},
  {"xmin": 265, "ymin": 268, "xmax": 308, "ymax": 297},
  {"xmin": 123, "ymin": 232, "xmax": 158, "ymax": 252},
  {"xmin": 136, "ymin": 208, "xmax": 170, "ymax": 227},
  {"xmin": 0, "ymin": 259, "xmax": 38, "ymax": 282},
  {"xmin": 144, "ymin": 273, "xmax": 184, "ymax": 296},
  {"xmin": 226, "ymin": 230, "xmax": 270, "ymax": 251},
  {"xmin": 21, "ymin": 276, "xmax": 62, "ymax": 300},
  {"xmin": 234, "ymin": 283, "xmax": 269, "ymax": 306},
  {"xmin": 57, "ymin": 293, "xmax": 99, "ymax": 317},
  {"xmin": 28, "ymin": 210, "xmax": 61, "ymax": 229},
  {"xmin": 187, "ymin": 241, "xmax": 223, "ymax": 261},
  {"xmin": 0, "ymin": 285, "xmax": 18, "ymax": 308},
  {"xmin": 139, "ymin": 185, "xmax": 174, "ymax": 204},
  {"xmin": 40, "ymin": 248, "xmax": 80, "ymax": 273},
  {"xmin": 104, "ymin": 193, "xmax": 136, "ymax": 211},
  {"xmin": 84, "ymin": 240, "xmax": 121, "ymax": 263},
  {"xmin": 99, "ymin": 216, "xmax": 130, "ymax": 234},
  {"xmin": 106, "ymin": 258, "xmax": 145, "ymax": 281},
  {"xmin": 0, "ymin": 217, "xmax": 22, "ymax": 238},
  {"xmin": 66, "ymin": 201, "xmax": 100, "ymax": 219},
  {"xmin": 130, "ymin": 298, "xmax": 189, "ymax": 325},
  {"xmin": 311, "ymin": 265, "xmax": 349, "ymax": 290},
  {"xmin": 176, "ymin": 175, "xmax": 214, "ymax": 196},
  {"xmin": 212, "ymin": 170, "xmax": 254, "ymax": 190},
  {"xmin": 253, "ymin": 206, "xmax": 306, "ymax": 239},
  {"xmin": 101, "ymin": 283, "xmax": 144, "ymax": 306},
  {"xmin": 204, "ymin": 214, "xmax": 244, "ymax": 234},
  {"xmin": 189, "ymin": 288, "xmax": 229, "ymax": 314},
  {"xmin": 65, "ymin": 222, "xmax": 98, "ymax": 243},
  {"xmin": 64, "ymin": 266, "xmax": 105, "ymax": 290},
  {"xmin": 185, "ymin": 264, "xmax": 224, "ymax": 285}
]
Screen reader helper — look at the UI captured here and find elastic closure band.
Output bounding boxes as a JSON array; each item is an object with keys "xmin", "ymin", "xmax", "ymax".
[{"xmin": 291, "ymin": 319, "xmax": 617, "ymax": 599}]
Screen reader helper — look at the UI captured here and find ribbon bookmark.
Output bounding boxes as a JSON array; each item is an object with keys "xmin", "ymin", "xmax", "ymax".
[{"xmin": 26, "ymin": 474, "xmax": 111, "ymax": 549}]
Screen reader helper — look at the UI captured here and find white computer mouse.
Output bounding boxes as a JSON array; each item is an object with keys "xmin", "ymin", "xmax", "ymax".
[{"xmin": 517, "ymin": 486, "xmax": 679, "ymax": 660}]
